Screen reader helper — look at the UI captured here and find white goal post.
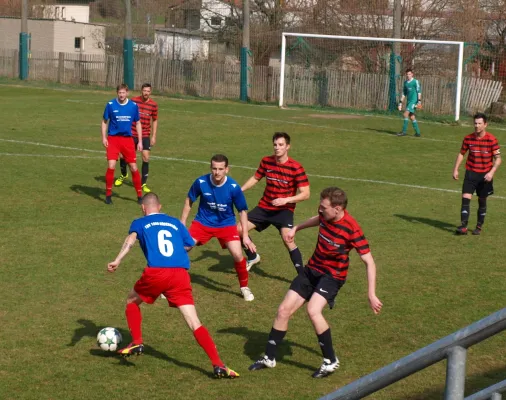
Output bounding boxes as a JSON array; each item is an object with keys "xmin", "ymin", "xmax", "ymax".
[{"xmin": 279, "ymin": 32, "xmax": 465, "ymax": 121}]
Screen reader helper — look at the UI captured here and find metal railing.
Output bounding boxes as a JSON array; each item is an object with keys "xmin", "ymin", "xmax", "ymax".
[{"xmin": 319, "ymin": 307, "xmax": 506, "ymax": 400}]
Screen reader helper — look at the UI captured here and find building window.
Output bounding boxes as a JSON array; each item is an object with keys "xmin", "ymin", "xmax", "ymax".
[
  {"xmin": 55, "ymin": 6, "xmax": 59, "ymax": 19},
  {"xmin": 210, "ymin": 16, "xmax": 222, "ymax": 26},
  {"xmin": 74, "ymin": 37, "xmax": 84, "ymax": 51}
]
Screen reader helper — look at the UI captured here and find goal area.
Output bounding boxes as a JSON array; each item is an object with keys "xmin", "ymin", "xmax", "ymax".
[{"xmin": 279, "ymin": 33, "xmax": 465, "ymax": 121}]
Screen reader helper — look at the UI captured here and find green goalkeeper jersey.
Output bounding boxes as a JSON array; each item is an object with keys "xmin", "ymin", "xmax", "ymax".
[{"xmin": 403, "ymin": 78, "xmax": 421, "ymax": 104}]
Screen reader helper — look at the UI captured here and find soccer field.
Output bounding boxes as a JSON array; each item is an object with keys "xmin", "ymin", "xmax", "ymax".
[{"xmin": 1, "ymin": 84, "xmax": 506, "ymax": 400}]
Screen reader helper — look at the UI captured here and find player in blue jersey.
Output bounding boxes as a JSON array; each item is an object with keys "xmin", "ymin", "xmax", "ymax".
[
  {"xmin": 101, "ymin": 83, "xmax": 143, "ymax": 205},
  {"xmin": 180, "ymin": 154, "xmax": 257, "ymax": 302},
  {"xmin": 397, "ymin": 69, "xmax": 422, "ymax": 137},
  {"xmin": 107, "ymin": 192, "xmax": 239, "ymax": 379}
]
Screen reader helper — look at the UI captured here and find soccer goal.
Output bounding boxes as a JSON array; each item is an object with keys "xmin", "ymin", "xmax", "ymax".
[{"xmin": 279, "ymin": 33, "xmax": 465, "ymax": 121}]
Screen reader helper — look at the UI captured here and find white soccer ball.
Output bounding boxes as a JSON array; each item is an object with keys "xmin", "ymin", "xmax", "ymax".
[{"xmin": 97, "ymin": 327, "xmax": 122, "ymax": 352}]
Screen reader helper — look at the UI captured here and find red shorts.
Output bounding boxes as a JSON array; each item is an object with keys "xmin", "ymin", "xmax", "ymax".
[
  {"xmin": 106, "ymin": 135, "xmax": 136, "ymax": 163},
  {"xmin": 189, "ymin": 221, "xmax": 240, "ymax": 249},
  {"xmin": 134, "ymin": 267, "xmax": 194, "ymax": 307}
]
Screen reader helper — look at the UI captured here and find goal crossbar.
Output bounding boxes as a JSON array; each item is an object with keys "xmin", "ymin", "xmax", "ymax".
[{"xmin": 279, "ymin": 32, "xmax": 465, "ymax": 121}]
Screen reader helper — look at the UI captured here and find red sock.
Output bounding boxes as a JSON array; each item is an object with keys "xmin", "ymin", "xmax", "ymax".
[
  {"xmin": 131, "ymin": 169, "xmax": 142, "ymax": 198},
  {"xmin": 105, "ymin": 168, "xmax": 115, "ymax": 196},
  {"xmin": 193, "ymin": 325, "xmax": 223, "ymax": 367},
  {"xmin": 234, "ymin": 258, "xmax": 248, "ymax": 288},
  {"xmin": 125, "ymin": 303, "xmax": 143, "ymax": 344}
]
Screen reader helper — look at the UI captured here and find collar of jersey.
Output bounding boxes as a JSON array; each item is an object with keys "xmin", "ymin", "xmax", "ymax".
[{"xmin": 210, "ymin": 175, "xmax": 227, "ymax": 187}]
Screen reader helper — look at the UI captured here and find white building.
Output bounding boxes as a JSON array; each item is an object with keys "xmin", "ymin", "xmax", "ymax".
[
  {"xmin": 155, "ymin": 28, "xmax": 209, "ymax": 60},
  {"xmin": 32, "ymin": 4, "xmax": 90, "ymax": 23}
]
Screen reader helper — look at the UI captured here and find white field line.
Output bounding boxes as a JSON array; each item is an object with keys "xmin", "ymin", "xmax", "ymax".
[
  {"xmin": 63, "ymin": 99, "xmax": 465, "ymax": 145},
  {"xmin": 1, "ymin": 138, "xmax": 504, "ymax": 200}
]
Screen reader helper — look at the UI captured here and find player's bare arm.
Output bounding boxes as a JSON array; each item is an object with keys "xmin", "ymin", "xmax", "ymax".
[
  {"xmin": 107, "ymin": 232, "xmax": 138, "ymax": 272},
  {"xmin": 136, "ymin": 121, "xmax": 143, "ymax": 152},
  {"xmin": 151, "ymin": 119, "xmax": 158, "ymax": 146},
  {"xmin": 180, "ymin": 197, "xmax": 193, "ymax": 226},
  {"xmin": 284, "ymin": 215, "xmax": 320, "ymax": 243},
  {"xmin": 239, "ymin": 210, "xmax": 256, "ymax": 253},
  {"xmin": 453, "ymin": 153, "xmax": 465, "ymax": 180},
  {"xmin": 272, "ymin": 186, "xmax": 310, "ymax": 207},
  {"xmin": 101, "ymin": 119, "xmax": 109, "ymax": 148},
  {"xmin": 485, "ymin": 153, "xmax": 501, "ymax": 182},
  {"xmin": 360, "ymin": 252, "xmax": 383, "ymax": 315},
  {"xmin": 241, "ymin": 176, "xmax": 260, "ymax": 192},
  {"xmin": 398, "ymin": 95, "xmax": 405, "ymax": 111}
]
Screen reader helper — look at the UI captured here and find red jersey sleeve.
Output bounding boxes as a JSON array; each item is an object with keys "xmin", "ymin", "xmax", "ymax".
[
  {"xmin": 460, "ymin": 137, "xmax": 469, "ymax": 155},
  {"xmin": 350, "ymin": 224, "xmax": 370, "ymax": 255},
  {"xmin": 294, "ymin": 165, "xmax": 309, "ymax": 188},
  {"xmin": 254, "ymin": 158, "xmax": 266, "ymax": 180}
]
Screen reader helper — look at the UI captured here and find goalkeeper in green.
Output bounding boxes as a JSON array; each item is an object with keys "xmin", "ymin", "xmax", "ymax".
[{"xmin": 397, "ymin": 69, "xmax": 422, "ymax": 137}]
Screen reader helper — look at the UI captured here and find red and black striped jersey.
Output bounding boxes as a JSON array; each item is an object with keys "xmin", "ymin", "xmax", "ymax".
[
  {"xmin": 131, "ymin": 96, "xmax": 158, "ymax": 137},
  {"xmin": 307, "ymin": 211, "xmax": 370, "ymax": 281},
  {"xmin": 254, "ymin": 155, "xmax": 309, "ymax": 212},
  {"xmin": 460, "ymin": 132, "xmax": 500, "ymax": 173}
]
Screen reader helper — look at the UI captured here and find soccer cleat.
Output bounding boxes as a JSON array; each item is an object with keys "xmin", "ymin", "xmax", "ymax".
[
  {"xmin": 246, "ymin": 254, "xmax": 261, "ymax": 271},
  {"xmin": 142, "ymin": 184, "xmax": 151, "ymax": 194},
  {"xmin": 114, "ymin": 173, "xmax": 128, "ymax": 187},
  {"xmin": 472, "ymin": 226, "xmax": 482, "ymax": 235},
  {"xmin": 455, "ymin": 226, "xmax": 468, "ymax": 235},
  {"xmin": 248, "ymin": 355, "xmax": 276, "ymax": 371},
  {"xmin": 105, "ymin": 196, "xmax": 113, "ymax": 205},
  {"xmin": 396, "ymin": 131, "xmax": 407, "ymax": 136},
  {"xmin": 240, "ymin": 287, "xmax": 255, "ymax": 302},
  {"xmin": 137, "ymin": 197, "xmax": 143, "ymax": 205},
  {"xmin": 414, "ymin": 133, "xmax": 421, "ymax": 137},
  {"xmin": 312, "ymin": 358, "xmax": 340, "ymax": 378},
  {"xmin": 213, "ymin": 365, "xmax": 240, "ymax": 379},
  {"xmin": 117, "ymin": 342, "xmax": 144, "ymax": 357}
]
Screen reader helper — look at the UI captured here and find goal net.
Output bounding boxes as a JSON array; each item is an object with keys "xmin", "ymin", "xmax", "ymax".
[{"xmin": 279, "ymin": 33, "xmax": 465, "ymax": 120}]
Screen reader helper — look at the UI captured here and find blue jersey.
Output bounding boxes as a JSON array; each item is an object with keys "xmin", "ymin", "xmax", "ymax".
[
  {"xmin": 188, "ymin": 175, "xmax": 248, "ymax": 228},
  {"xmin": 103, "ymin": 98, "xmax": 140, "ymax": 136},
  {"xmin": 129, "ymin": 213, "xmax": 196, "ymax": 269}
]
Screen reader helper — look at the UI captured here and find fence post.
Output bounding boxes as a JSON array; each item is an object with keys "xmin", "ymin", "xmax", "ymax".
[
  {"xmin": 445, "ymin": 346, "xmax": 467, "ymax": 400},
  {"xmin": 208, "ymin": 63, "xmax": 215, "ymax": 97},
  {"xmin": 57, "ymin": 52, "xmax": 64, "ymax": 83},
  {"xmin": 12, "ymin": 50, "xmax": 19, "ymax": 78},
  {"xmin": 266, "ymin": 66, "xmax": 273, "ymax": 102}
]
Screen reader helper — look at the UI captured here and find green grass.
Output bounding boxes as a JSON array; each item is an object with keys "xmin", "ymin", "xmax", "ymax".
[{"xmin": 1, "ymin": 84, "xmax": 506, "ymax": 400}]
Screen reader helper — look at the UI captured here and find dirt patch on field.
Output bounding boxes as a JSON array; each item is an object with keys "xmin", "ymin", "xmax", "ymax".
[{"xmin": 306, "ymin": 113, "xmax": 363, "ymax": 119}]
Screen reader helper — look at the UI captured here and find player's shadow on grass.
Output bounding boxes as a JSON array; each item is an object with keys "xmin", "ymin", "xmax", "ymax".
[
  {"xmin": 218, "ymin": 326, "xmax": 320, "ymax": 372},
  {"xmin": 190, "ymin": 273, "xmax": 243, "ymax": 299},
  {"xmin": 366, "ymin": 128, "xmax": 399, "ymax": 135},
  {"xmin": 70, "ymin": 184, "xmax": 137, "ymax": 203},
  {"xmin": 68, "ymin": 319, "xmax": 125, "ymax": 347},
  {"xmin": 195, "ymin": 250, "xmax": 292, "ymax": 285},
  {"xmin": 394, "ymin": 214, "xmax": 455, "ymax": 233},
  {"xmin": 194, "ymin": 250, "xmax": 236, "ymax": 275},
  {"xmin": 94, "ymin": 175, "xmax": 133, "ymax": 187}
]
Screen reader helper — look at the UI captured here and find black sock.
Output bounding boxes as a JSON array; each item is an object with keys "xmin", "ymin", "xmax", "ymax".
[
  {"xmin": 242, "ymin": 236, "xmax": 256, "ymax": 261},
  {"xmin": 460, "ymin": 198, "xmax": 471, "ymax": 227},
  {"xmin": 477, "ymin": 198, "xmax": 487, "ymax": 227},
  {"xmin": 120, "ymin": 158, "xmax": 127, "ymax": 177},
  {"xmin": 317, "ymin": 329, "xmax": 336, "ymax": 363},
  {"xmin": 289, "ymin": 247, "xmax": 303, "ymax": 273},
  {"xmin": 142, "ymin": 162, "xmax": 149, "ymax": 185},
  {"xmin": 265, "ymin": 328, "xmax": 286, "ymax": 360}
]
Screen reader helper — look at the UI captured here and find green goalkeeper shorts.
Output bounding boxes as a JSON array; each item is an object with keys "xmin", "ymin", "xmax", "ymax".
[{"xmin": 405, "ymin": 102, "xmax": 418, "ymax": 114}]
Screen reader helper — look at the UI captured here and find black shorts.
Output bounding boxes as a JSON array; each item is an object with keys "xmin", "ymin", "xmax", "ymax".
[
  {"xmin": 289, "ymin": 266, "xmax": 345, "ymax": 309},
  {"xmin": 248, "ymin": 206, "xmax": 294, "ymax": 232},
  {"xmin": 133, "ymin": 136, "xmax": 151, "ymax": 151},
  {"xmin": 462, "ymin": 170, "xmax": 494, "ymax": 197}
]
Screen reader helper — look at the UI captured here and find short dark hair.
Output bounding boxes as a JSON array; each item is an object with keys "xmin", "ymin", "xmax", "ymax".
[
  {"xmin": 473, "ymin": 112, "xmax": 488, "ymax": 123},
  {"xmin": 116, "ymin": 83, "xmax": 129, "ymax": 91},
  {"xmin": 405, "ymin": 68, "xmax": 413, "ymax": 74},
  {"xmin": 142, "ymin": 192, "xmax": 160, "ymax": 206},
  {"xmin": 141, "ymin": 83, "xmax": 152, "ymax": 90},
  {"xmin": 320, "ymin": 187, "xmax": 348, "ymax": 209},
  {"xmin": 211, "ymin": 154, "xmax": 229, "ymax": 167},
  {"xmin": 273, "ymin": 132, "xmax": 291, "ymax": 144}
]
